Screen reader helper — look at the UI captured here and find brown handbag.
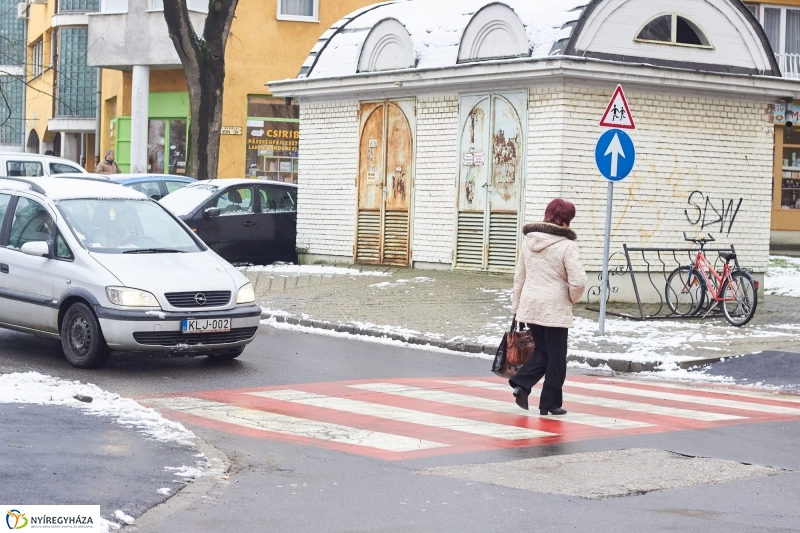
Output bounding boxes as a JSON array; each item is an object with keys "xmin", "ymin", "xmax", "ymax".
[{"xmin": 504, "ymin": 319, "xmax": 536, "ymax": 375}]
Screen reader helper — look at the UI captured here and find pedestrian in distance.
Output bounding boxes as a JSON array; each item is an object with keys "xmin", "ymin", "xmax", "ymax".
[
  {"xmin": 96, "ymin": 149, "xmax": 121, "ymax": 174},
  {"xmin": 509, "ymin": 198, "xmax": 587, "ymax": 415}
]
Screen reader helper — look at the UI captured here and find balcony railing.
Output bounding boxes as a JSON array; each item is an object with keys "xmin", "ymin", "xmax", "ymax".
[{"xmin": 776, "ymin": 53, "xmax": 800, "ymax": 79}]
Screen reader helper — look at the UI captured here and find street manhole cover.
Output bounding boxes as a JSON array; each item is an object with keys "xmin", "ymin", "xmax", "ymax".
[{"xmin": 421, "ymin": 448, "xmax": 782, "ymax": 500}]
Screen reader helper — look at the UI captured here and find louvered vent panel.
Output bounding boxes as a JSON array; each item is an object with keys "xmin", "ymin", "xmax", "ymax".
[
  {"xmin": 356, "ymin": 211, "xmax": 381, "ymax": 264},
  {"xmin": 455, "ymin": 211, "xmax": 485, "ymax": 269},
  {"xmin": 488, "ymin": 212, "xmax": 519, "ymax": 271},
  {"xmin": 383, "ymin": 211, "xmax": 409, "ymax": 266}
]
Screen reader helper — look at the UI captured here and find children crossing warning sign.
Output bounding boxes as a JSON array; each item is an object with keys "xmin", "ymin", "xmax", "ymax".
[{"xmin": 599, "ymin": 85, "xmax": 635, "ymax": 129}]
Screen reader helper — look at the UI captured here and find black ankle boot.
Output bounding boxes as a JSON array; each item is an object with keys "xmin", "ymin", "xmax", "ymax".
[
  {"xmin": 513, "ymin": 387, "xmax": 529, "ymax": 410},
  {"xmin": 540, "ymin": 407, "xmax": 568, "ymax": 416}
]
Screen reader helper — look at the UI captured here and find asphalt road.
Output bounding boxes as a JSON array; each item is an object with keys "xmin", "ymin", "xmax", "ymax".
[{"xmin": 2, "ymin": 325, "xmax": 800, "ymax": 532}]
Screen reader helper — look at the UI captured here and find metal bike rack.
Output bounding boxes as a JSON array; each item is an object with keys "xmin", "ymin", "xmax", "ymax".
[{"xmin": 586, "ymin": 244, "xmax": 741, "ymax": 321}]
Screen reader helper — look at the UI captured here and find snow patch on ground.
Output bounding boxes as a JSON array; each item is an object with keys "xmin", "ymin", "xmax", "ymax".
[
  {"xmin": 113, "ymin": 510, "xmax": 135, "ymax": 525},
  {"xmin": 765, "ymin": 255, "xmax": 800, "ymax": 297},
  {"xmin": 157, "ymin": 487, "xmax": 172, "ymax": 496},
  {"xmin": 243, "ymin": 264, "xmax": 391, "ymax": 277},
  {"xmin": 0, "ymin": 372, "xmax": 196, "ymax": 446},
  {"xmin": 369, "ymin": 277, "xmax": 435, "ymax": 289}
]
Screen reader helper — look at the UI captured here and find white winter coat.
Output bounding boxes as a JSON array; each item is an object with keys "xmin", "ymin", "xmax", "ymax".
[{"xmin": 511, "ymin": 223, "xmax": 588, "ymax": 329}]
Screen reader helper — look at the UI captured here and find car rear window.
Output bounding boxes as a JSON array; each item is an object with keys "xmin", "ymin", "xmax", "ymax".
[
  {"xmin": 50, "ymin": 163, "xmax": 83, "ymax": 174},
  {"xmin": 6, "ymin": 161, "xmax": 44, "ymax": 177}
]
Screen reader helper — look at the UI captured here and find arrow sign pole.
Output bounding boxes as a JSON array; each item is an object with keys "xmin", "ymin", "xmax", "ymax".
[
  {"xmin": 604, "ymin": 132, "xmax": 625, "ymax": 178},
  {"xmin": 599, "ymin": 181, "xmax": 614, "ymax": 336}
]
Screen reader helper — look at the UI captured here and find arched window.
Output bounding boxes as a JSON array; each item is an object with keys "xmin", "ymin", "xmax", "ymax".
[{"xmin": 636, "ymin": 14, "xmax": 711, "ymax": 47}]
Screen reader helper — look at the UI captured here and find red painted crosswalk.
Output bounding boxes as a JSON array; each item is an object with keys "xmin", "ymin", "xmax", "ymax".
[{"xmin": 142, "ymin": 376, "xmax": 800, "ymax": 460}]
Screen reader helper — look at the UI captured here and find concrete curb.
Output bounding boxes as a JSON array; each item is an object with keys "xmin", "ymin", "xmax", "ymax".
[
  {"xmin": 127, "ymin": 436, "xmax": 231, "ymax": 531},
  {"xmin": 259, "ymin": 311, "xmax": 721, "ymax": 373}
]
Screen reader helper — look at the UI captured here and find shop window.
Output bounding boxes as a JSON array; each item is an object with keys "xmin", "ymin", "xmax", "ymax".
[
  {"xmin": 636, "ymin": 14, "xmax": 711, "ymax": 47},
  {"xmin": 277, "ymin": 0, "xmax": 318, "ymax": 22},
  {"xmin": 245, "ymin": 96, "xmax": 299, "ymax": 184}
]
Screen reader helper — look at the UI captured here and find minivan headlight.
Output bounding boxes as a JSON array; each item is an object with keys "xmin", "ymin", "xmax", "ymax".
[
  {"xmin": 237, "ymin": 283, "xmax": 255, "ymax": 304},
  {"xmin": 106, "ymin": 287, "xmax": 160, "ymax": 307}
]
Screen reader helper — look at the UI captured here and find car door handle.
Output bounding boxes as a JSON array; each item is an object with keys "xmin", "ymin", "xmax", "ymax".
[
  {"xmin": 0, "ymin": 263, "xmax": 8, "ymax": 274},
  {"xmin": 243, "ymin": 221, "xmax": 254, "ymax": 227}
]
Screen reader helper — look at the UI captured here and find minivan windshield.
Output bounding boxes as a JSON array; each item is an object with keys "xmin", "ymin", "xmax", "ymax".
[{"xmin": 58, "ymin": 199, "xmax": 202, "ymax": 254}]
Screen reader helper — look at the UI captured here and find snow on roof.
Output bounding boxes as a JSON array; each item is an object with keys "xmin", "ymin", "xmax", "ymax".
[
  {"xmin": 0, "ymin": 177, "xmax": 148, "ymax": 201},
  {"xmin": 302, "ymin": 0, "xmax": 588, "ymax": 79}
]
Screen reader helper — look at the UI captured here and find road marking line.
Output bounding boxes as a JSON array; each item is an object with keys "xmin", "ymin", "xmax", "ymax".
[
  {"xmin": 601, "ymin": 379, "xmax": 800, "ymax": 404},
  {"xmin": 248, "ymin": 390, "xmax": 554, "ymax": 441},
  {"xmin": 566, "ymin": 382, "xmax": 800, "ymax": 416},
  {"xmin": 437, "ymin": 380, "xmax": 743, "ymax": 422},
  {"xmin": 145, "ymin": 396, "xmax": 447, "ymax": 453},
  {"xmin": 351, "ymin": 383, "xmax": 652, "ymax": 430}
]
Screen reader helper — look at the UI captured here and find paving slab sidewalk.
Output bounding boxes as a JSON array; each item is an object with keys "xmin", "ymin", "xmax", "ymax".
[{"xmin": 244, "ymin": 265, "xmax": 800, "ymax": 373}]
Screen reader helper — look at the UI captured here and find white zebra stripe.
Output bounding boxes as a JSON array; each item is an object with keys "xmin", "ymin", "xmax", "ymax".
[
  {"xmin": 352, "ymin": 382, "xmax": 652, "ymax": 430},
  {"xmin": 439, "ymin": 380, "xmax": 744, "ymax": 422},
  {"xmin": 145, "ymin": 396, "xmax": 447, "ymax": 452},
  {"xmin": 248, "ymin": 390, "xmax": 555, "ymax": 440}
]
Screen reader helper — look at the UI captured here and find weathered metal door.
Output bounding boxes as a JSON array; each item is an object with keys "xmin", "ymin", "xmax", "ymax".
[
  {"xmin": 355, "ymin": 101, "xmax": 414, "ymax": 266},
  {"xmin": 454, "ymin": 93, "xmax": 526, "ymax": 271}
]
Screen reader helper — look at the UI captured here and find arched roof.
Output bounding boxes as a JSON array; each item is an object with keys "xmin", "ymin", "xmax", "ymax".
[{"xmin": 298, "ymin": 0, "xmax": 780, "ymax": 79}]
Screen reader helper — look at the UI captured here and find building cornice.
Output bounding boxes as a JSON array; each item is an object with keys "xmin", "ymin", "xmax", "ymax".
[{"xmin": 268, "ymin": 56, "xmax": 800, "ymax": 103}]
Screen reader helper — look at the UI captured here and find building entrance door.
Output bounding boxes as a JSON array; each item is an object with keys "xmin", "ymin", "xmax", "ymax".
[
  {"xmin": 355, "ymin": 101, "xmax": 414, "ymax": 266},
  {"xmin": 454, "ymin": 93, "xmax": 526, "ymax": 272},
  {"xmin": 148, "ymin": 119, "xmax": 188, "ymax": 175}
]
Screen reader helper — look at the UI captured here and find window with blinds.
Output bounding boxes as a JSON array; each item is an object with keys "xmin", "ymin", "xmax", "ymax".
[
  {"xmin": 278, "ymin": 0, "xmax": 318, "ymax": 21},
  {"xmin": 100, "ymin": 0, "xmax": 128, "ymax": 13}
]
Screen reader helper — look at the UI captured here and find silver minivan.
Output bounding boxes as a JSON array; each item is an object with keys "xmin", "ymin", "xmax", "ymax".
[{"xmin": 0, "ymin": 176, "xmax": 261, "ymax": 368}]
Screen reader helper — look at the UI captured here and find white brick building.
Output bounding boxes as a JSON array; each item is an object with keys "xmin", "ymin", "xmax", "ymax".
[{"xmin": 269, "ymin": 0, "xmax": 800, "ymax": 300}]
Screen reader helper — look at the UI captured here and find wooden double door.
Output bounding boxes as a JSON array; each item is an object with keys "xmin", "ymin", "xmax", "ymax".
[
  {"xmin": 355, "ymin": 101, "xmax": 414, "ymax": 266},
  {"xmin": 454, "ymin": 93, "xmax": 527, "ymax": 272}
]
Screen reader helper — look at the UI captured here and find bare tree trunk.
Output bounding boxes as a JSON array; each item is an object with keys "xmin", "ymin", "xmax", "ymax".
[{"xmin": 163, "ymin": 0, "xmax": 238, "ymax": 179}]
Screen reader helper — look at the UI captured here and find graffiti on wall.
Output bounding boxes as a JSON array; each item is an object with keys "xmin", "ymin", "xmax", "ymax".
[{"xmin": 684, "ymin": 190, "xmax": 743, "ymax": 235}]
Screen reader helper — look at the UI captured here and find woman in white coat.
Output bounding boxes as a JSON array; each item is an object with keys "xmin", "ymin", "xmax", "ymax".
[{"xmin": 509, "ymin": 199, "xmax": 587, "ymax": 415}]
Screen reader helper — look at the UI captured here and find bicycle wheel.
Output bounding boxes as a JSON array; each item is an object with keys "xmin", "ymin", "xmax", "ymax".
[
  {"xmin": 665, "ymin": 266, "xmax": 706, "ymax": 316},
  {"xmin": 720, "ymin": 271, "xmax": 758, "ymax": 327}
]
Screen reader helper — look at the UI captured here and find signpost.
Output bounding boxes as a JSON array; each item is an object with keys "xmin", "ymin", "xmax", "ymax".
[{"xmin": 595, "ymin": 85, "xmax": 636, "ymax": 335}]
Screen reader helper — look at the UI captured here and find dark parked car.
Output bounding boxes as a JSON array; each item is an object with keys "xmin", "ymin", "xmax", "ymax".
[
  {"xmin": 159, "ymin": 178, "xmax": 297, "ymax": 264},
  {"xmin": 111, "ymin": 174, "xmax": 196, "ymax": 200}
]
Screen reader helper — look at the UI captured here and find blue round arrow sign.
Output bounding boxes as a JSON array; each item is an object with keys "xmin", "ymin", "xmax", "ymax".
[{"xmin": 595, "ymin": 129, "xmax": 635, "ymax": 182}]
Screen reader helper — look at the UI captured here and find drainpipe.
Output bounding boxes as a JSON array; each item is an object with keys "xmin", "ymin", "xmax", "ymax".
[
  {"xmin": 95, "ymin": 67, "xmax": 101, "ymax": 170},
  {"xmin": 80, "ymin": 132, "xmax": 86, "ymax": 168},
  {"xmin": 21, "ymin": 7, "xmax": 27, "ymax": 152}
]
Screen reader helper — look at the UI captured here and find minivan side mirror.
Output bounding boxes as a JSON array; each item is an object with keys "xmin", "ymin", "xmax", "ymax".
[
  {"xmin": 203, "ymin": 207, "xmax": 221, "ymax": 219},
  {"xmin": 20, "ymin": 241, "xmax": 51, "ymax": 258}
]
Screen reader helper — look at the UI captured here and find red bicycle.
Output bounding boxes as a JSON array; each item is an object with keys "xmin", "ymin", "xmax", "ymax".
[{"xmin": 665, "ymin": 233, "xmax": 759, "ymax": 326}]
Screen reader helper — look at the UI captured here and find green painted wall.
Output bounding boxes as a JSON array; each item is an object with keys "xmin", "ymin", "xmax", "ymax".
[
  {"xmin": 109, "ymin": 93, "xmax": 190, "ymax": 174},
  {"xmin": 149, "ymin": 92, "xmax": 190, "ymax": 119},
  {"xmin": 115, "ymin": 117, "xmax": 131, "ymax": 173}
]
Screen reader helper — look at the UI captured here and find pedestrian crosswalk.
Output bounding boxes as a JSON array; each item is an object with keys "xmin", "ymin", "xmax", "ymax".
[{"xmin": 143, "ymin": 376, "xmax": 800, "ymax": 460}]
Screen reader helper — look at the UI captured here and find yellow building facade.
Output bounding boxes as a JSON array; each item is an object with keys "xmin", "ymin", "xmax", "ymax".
[{"xmin": 89, "ymin": 0, "xmax": 373, "ymax": 179}]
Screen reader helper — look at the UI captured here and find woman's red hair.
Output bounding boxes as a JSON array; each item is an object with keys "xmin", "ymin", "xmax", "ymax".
[{"xmin": 544, "ymin": 198, "xmax": 576, "ymax": 227}]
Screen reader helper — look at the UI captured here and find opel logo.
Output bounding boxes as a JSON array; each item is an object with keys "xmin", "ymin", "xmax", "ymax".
[{"xmin": 195, "ymin": 293, "xmax": 207, "ymax": 306}]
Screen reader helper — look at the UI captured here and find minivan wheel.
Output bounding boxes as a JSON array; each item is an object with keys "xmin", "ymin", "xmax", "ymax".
[
  {"xmin": 206, "ymin": 347, "xmax": 245, "ymax": 360},
  {"xmin": 61, "ymin": 303, "xmax": 111, "ymax": 369}
]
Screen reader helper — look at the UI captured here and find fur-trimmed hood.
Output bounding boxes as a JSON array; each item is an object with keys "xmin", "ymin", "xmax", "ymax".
[
  {"xmin": 522, "ymin": 222, "xmax": 577, "ymax": 240},
  {"xmin": 522, "ymin": 222, "xmax": 577, "ymax": 253}
]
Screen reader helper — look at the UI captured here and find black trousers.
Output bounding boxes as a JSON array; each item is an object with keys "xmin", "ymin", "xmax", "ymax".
[{"xmin": 508, "ymin": 324, "xmax": 569, "ymax": 410}]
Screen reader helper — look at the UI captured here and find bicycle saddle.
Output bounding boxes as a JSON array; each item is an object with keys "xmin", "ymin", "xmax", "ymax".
[{"xmin": 719, "ymin": 252, "xmax": 737, "ymax": 261}]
